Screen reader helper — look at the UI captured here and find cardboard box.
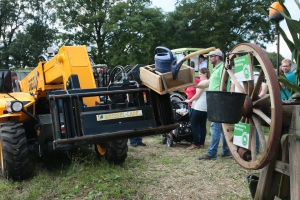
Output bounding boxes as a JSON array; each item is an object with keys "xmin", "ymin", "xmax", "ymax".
[{"xmin": 140, "ymin": 64, "xmax": 195, "ymax": 94}]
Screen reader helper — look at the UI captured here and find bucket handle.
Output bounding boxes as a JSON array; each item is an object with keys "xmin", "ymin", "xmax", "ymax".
[{"xmin": 154, "ymin": 46, "xmax": 175, "ymax": 60}]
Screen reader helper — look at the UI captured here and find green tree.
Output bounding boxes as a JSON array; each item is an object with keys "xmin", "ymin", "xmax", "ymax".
[
  {"xmin": 105, "ymin": 1, "xmax": 165, "ymax": 66},
  {"xmin": 8, "ymin": 24, "xmax": 57, "ymax": 69},
  {"xmin": 163, "ymin": 0, "xmax": 275, "ymax": 53},
  {"xmin": 0, "ymin": 0, "xmax": 56, "ymax": 69},
  {"xmin": 0, "ymin": 1, "xmax": 30, "ymax": 68},
  {"xmin": 8, "ymin": 0, "xmax": 57, "ymax": 68},
  {"xmin": 160, "ymin": 9, "xmax": 195, "ymax": 49},
  {"xmin": 53, "ymin": 0, "xmax": 116, "ymax": 65},
  {"xmin": 266, "ymin": 51, "xmax": 285, "ymax": 69},
  {"xmin": 54, "ymin": 0, "xmax": 164, "ymax": 67}
]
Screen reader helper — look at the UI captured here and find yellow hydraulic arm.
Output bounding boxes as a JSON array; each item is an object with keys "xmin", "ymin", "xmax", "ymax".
[{"xmin": 19, "ymin": 46, "xmax": 99, "ymax": 106}]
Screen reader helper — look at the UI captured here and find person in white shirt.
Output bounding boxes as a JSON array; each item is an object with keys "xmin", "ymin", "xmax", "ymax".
[
  {"xmin": 185, "ymin": 68, "xmax": 210, "ymax": 149},
  {"xmin": 197, "ymin": 54, "xmax": 207, "ymax": 71}
]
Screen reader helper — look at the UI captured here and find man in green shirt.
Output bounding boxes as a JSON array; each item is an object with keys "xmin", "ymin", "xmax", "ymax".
[{"xmin": 195, "ymin": 49, "xmax": 231, "ymax": 160}]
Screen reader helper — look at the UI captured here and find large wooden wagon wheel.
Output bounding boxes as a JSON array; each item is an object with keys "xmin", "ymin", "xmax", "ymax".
[{"xmin": 220, "ymin": 43, "xmax": 282, "ymax": 170}]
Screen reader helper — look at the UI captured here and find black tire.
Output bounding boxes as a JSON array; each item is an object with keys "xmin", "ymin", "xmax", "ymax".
[
  {"xmin": 0, "ymin": 121, "xmax": 31, "ymax": 181},
  {"xmin": 170, "ymin": 92, "xmax": 186, "ymax": 109},
  {"xmin": 167, "ymin": 133, "xmax": 173, "ymax": 147},
  {"xmin": 162, "ymin": 134, "xmax": 167, "ymax": 144},
  {"xmin": 95, "ymin": 139, "xmax": 128, "ymax": 164}
]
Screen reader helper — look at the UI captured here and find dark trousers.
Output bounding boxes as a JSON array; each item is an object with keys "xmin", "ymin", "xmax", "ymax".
[
  {"xmin": 130, "ymin": 137, "xmax": 142, "ymax": 144},
  {"xmin": 190, "ymin": 110, "xmax": 207, "ymax": 146}
]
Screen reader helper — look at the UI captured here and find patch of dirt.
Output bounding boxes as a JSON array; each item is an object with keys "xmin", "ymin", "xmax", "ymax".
[{"xmin": 127, "ymin": 135, "xmax": 253, "ymax": 200}]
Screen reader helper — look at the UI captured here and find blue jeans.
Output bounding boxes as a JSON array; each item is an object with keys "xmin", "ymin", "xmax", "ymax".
[
  {"xmin": 130, "ymin": 137, "xmax": 142, "ymax": 144},
  {"xmin": 188, "ymin": 106, "xmax": 192, "ymax": 117},
  {"xmin": 190, "ymin": 110, "xmax": 207, "ymax": 146},
  {"xmin": 206, "ymin": 122, "xmax": 230, "ymax": 158}
]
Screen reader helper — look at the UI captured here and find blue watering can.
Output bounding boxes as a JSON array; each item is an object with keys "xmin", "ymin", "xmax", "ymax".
[
  {"xmin": 154, "ymin": 46, "xmax": 177, "ymax": 74},
  {"xmin": 155, "ymin": 46, "xmax": 216, "ymax": 80}
]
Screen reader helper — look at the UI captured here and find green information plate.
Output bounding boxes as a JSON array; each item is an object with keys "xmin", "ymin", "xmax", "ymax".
[
  {"xmin": 233, "ymin": 122, "xmax": 252, "ymax": 149},
  {"xmin": 234, "ymin": 55, "xmax": 253, "ymax": 82}
]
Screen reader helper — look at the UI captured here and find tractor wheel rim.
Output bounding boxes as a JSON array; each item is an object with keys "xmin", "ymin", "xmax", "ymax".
[
  {"xmin": 96, "ymin": 144, "xmax": 106, "ymax": 155},
  {"xmin": 220, "ymin": 43, "xmax": 282, "ymax": 170}
]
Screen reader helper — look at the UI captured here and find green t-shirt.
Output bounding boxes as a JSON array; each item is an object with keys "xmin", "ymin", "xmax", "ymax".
[{"xmin": 208, "ymin": 62, "xmax": 224, "ymax": 91}]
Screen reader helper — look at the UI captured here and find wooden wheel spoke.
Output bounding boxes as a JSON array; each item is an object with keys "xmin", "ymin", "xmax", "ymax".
[
  {"xmin": 226, "ymin": 69, "xmax": 245, "ymax": 93},
  {"xmin": 250, "ymin": 125, "xmax": 257, "ymax": 161},
  {"xmin": 241, "ymin": 116, "xmax": 246, "ymax": 123},
  {"xmin": 251, "ymin": 70, "xmax": 264, "ymax": 100},
  {"xmin": 253, "ymin": 108, "xmax": 271, "ymax": 125},
  {"xmin": 252, "ymin": 115, "xmax": 267, "ymax": 151},
  {"xmin": 247, "ymin": 80, "xmax": 254, "ymax": 96},
  {"xmin": 253, "ymin": 94, "xmax": 270, "ymax": 106}
]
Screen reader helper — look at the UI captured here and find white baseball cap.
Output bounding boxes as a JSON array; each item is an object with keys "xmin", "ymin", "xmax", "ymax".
[{"xmin": 206, "ymin": 49, "xmax": 223, "ymax": 57}]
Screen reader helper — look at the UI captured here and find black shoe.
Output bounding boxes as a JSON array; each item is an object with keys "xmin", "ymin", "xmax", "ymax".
[
  {"xmin": 218, "ymin": 153, "xmax": 232, "ymax": 158},
  {"xmin": 137, "ymin": 142, "xmax": 146, "ymax": 146},
  {"xmin": 198, "ymin": 154, "xmax": 217, "ymax": 160},
  {"xmin": 130, "ymin": 143, "xmax": 138, "ymax": 147}
]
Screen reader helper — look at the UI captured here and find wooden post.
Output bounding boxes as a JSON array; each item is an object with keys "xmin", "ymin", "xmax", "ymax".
[
  {"xmin": 254, "ymin": 104, "xmax": 299, "ymax": 200},
  {"xmin": 254, "ymin": 158, "xmax": 279, "ymax": 200},
  {"xmin": 288, "ymin": 105, "xmax": 300, "ymax": 200}
]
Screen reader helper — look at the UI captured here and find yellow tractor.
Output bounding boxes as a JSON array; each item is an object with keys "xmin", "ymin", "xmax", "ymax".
[{"xmin": 0, "ymin": 46, "xmax": 177, "ymax": 181}]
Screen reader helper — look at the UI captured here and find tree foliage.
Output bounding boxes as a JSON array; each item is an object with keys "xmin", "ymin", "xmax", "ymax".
[
  {"xmin": 53, "ymin": 0, "xmax": 164, "ymax": 66},
  {"xmin": 0, "ymin": 0, "xmax": 56, "ymax": 69},
  {"xmin": 266, "ymin": 51, "xmax": 285, "ymax": 69},
  {"xmin": 0, "ymin": 1, "xmax": 30, "ymax": 68},
  {"xmin": 0, "ymin": 0, "xmax": 279, "ymax": 70},
  {"xmin": 9, "ymin": 1, "xmax": 57, "ymax": 68},
  {"xmin": 164, "ymin": 0, "xmax": 275, "ymax": 53},
  {"xmin": 105, "ymin": 1, "xmax": 165, "ymax": 66}
]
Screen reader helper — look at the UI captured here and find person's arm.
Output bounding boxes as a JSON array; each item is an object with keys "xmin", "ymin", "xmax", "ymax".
[
  {"xmin": 185, "ymin": 88, "xmax": 204, "ymax": 103},
  {"xmin": 230, "ymin": 82, "xmax": 235, "ymax": 92},
  {"xmin": 194, "ymin": 79, "xmax": 209, "ymax": 88},
  {"xmin": 258, "ymin": 82, "xmax": 268, "ymax": 98}
]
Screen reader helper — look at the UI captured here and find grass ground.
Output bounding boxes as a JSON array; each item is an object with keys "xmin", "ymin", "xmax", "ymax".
[{"xmin": 0, "ymin": 133, "xmax": 256, "ymax": 200}]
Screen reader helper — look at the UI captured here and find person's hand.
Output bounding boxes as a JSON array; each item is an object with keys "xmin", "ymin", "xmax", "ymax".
[{"xmin": 185, "ymin": 99, "xmax": 191, "ymax": 103}]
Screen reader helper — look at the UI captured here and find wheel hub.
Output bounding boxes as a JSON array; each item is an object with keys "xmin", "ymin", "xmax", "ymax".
[{"xmin": 242, "ymin": 95, "xmax": 253, "ymax": 118}]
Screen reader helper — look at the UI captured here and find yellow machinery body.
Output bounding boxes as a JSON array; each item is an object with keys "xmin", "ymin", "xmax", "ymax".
[
  {"xmin": 19, "ymin": 46, "xmax": 99, "ymax": 106},
  {"xmin": 0, "ymin": 45, "xmax": 177, "ymax": 181}
]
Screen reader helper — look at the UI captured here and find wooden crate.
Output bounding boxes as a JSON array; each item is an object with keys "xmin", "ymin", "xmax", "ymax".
[{"xmin": 140, "ymin": 64, "xmax": 195, "ymax": 94}]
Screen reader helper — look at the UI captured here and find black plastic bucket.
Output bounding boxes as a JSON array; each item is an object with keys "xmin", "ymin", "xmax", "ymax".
[
  {"xmin": 206, "ymin": 91, "xmax": 246, "ymax": 123},
  {"xmin": 246, "ymin": 174, "xmax": 259, "ymax": 199}
]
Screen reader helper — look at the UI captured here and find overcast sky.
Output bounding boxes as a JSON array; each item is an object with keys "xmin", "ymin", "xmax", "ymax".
[{"xmin": 151, "ymin": 0, "xmax": 299, "ymax": 60}]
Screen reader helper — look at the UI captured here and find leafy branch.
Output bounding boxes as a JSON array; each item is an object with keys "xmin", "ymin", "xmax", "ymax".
[{"xmin": 268, "ymin": 1, "xmax": 300, "ymax": 97}]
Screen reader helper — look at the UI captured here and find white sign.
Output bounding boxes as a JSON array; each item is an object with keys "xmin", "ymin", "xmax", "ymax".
[
  {"xmin": 233, "ymin": 122, "xmax": 252, "ymax": 149},
  {"xmin": 234, "ymin": 55, "xmax": 253, "ymax": 82}
]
